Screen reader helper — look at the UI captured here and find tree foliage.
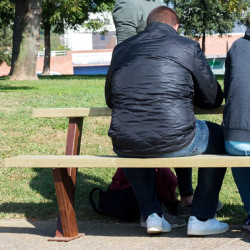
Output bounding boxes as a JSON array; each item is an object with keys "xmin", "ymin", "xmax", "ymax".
[
  {"xmin": 40, "ymin": 0, "xmax": 115, "ymax": 75},
  {"xmin": 0, "ymin": 0, "xmax": 15, "ymax": 29},
  {"xmin": 41, "ymin": 0, "xmax": 114, "ymax": 36},
  {"xmin": 83, "ymin": 1, "xmax": 115, "ymax": 33},
  {"xmin": 222, "ymin": 0, "xmax": 249, "ymax": 26},
  {"xmin": 165, "ymin": 0, "xmax": 244, "ymax": 52},
  {"xmin": 1, "ymin": 0, "xmax": 116, "ymax": 77},
  {"xmin": 0, "ymin": 27, "xmax": 13, "ymax": 66},
  {"xmin": 0, "ymin": 0, "xmax": 14, "ymax": 66},
  {"xmin": 244, "ymin": 9, "xmax": 250, "ymax": 27}
]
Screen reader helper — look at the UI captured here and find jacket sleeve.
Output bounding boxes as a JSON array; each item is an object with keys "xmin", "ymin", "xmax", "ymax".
[
  {"xmin": 105, "ymin": 62, "xmax": 113, "ymax": 109},
  {"xmin": 105, "ymin": 44, "xmax": 128, "ymax": 109},
  {"xmin": 223, "ymin": 51, "xmax": 231, "ymax": 100},
  {"xmin": 105, "ymin": 46, "xmax": 120, "ymax": 109},
  {"xmin": 112, "ymin": 0, "xmax": 140, "ymax": 44},
  {"xmin": 192, "ymin": 43, "xmax": 223, "ymax": 108}
]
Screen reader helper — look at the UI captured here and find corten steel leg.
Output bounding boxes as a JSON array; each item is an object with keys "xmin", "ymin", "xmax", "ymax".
[{"xmin": 49, "ymin": 117, "xmax": 84, "ymax": 242}]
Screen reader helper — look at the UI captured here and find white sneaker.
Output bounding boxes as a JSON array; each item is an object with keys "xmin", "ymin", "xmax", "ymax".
[
  {"xmin": 141, "ymin": 213, "xmax": 186, "ymax": 229},
  {"xmin": 146, "ymin": 213, "xmax": 171, "ymax": 234},
  {"xmin": 187, "ymin": 216, "xmax": 229, "ymax": 236}
]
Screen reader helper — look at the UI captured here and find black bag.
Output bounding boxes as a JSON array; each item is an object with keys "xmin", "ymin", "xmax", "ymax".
[{"xmin": 89, "ymin": 186, "xmax": 140, "ymax": 222}]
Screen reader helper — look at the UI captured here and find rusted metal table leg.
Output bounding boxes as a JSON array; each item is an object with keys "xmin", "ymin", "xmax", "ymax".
[{"xmin": 49, "ymin": 117, "xmax": 84, "ymax": 242}]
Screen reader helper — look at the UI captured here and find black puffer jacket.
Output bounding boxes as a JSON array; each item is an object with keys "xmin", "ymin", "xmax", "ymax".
[
  {"xmin": 222, "ymin": 27, "xmax": 250, "ymax": 141},
  {"xmin": 105, "ymin": 22, "xmax": 223, "ymax": 156}
]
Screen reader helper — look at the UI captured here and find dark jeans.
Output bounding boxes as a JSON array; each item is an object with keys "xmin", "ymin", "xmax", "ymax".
[{"xmin": 122, "ymin": 120, "xmax": 227, "ymax": 220}]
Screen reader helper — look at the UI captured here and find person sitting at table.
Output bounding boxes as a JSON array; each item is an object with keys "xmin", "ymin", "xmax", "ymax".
[
  {"xmin": 105, "ymin": 6, "xmax": 228, "ymax": 235},
  {"xmin": 222, "ymin": 22, "xmax": 250, "ymax": 233}
]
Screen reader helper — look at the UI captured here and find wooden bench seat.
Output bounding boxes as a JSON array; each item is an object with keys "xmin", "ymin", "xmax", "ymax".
[
  {"xmin": 5, "ymin": 154, "xmax": 250, "ymax": 168},
  {"xmin": 4, "ymin": 105, "xmax": 243, "ymax": 242}
]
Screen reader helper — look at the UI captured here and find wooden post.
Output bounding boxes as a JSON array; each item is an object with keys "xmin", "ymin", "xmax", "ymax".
[{"xmin": 49, "ymin": 117, "xmax": 84, "ymax": 241}]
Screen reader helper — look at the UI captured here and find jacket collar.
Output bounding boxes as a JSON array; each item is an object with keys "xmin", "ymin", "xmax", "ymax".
[
  {"xmin": 244, "ymin": 27, "xmax": 250, "ymax": 41},
  {"xmin": 145, "ymin": 22, "xmax": 179, "ymax": 35}
]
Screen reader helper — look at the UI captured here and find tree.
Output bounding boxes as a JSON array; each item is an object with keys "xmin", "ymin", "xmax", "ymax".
[
  {"xmin": 40, "ymin": 0, "xmax": 115, "ymax": 75},
  {"xmin": 10, "ymin": 0, "xmax": 42, "ymax": 80},
  {"xmin": 165, "ymin": 0, "xmax": 238, "ymax": 52},
  {"xmin": 9, "ymin": 0, "xmax": 26, "ymax": 76}
]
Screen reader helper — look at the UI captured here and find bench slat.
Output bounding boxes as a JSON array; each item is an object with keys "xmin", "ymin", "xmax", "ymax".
[
  {"xmin": 33, "ymin": 106, "xmax": 224, "ymax": 118},
  {"xmin": 4, "ymin": 154, "xmax": 250, "ymax": 168},
  {"xmin": 33, "ymin": 107, "xmax": 112, "ymax": 118}
]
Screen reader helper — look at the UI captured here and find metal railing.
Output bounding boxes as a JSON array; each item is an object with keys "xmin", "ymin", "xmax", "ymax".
[{"xmin": 38, "ymin": 50, "xmax": 67, "ymax": 57}]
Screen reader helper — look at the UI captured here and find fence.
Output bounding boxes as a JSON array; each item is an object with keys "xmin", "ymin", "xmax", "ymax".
[{"xmin": 38, "ymin": 51, "xmax": 67, "ymax": 57}]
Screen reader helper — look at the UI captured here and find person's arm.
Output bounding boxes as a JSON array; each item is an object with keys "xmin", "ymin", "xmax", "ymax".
[
  {"xmin": 105, "ymin": 43, "xmax": 129, "ymax": 108},
  {"xmin": 223, "ymin": 51, "xmax": 231, "ymax": 100},
  {"xmin": 192, "ymin": 43, "xmax": 223, "ymax": 108},
  {"xmin": 105, "ymin": 62, "xmax": 114, "ymax": 109},
  {"xmin": 112, "ymin": 0, "xmax": 140, "ymax": 44},
  {"xmin": 105, "ymin": 46, "xmax": 120, "ymax": 108}
]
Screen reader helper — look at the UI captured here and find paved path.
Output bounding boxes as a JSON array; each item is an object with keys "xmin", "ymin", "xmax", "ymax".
[{"xmin": 0, "ymin": 219, "xmax": 249, "ymax": 249}]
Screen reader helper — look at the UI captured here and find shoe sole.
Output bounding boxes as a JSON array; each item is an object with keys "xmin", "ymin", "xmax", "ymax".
[
  {"xmin": 142, "ymin": 222, "xmax": 186, "ymax": 229},
  {"xmin": 147, "ymin": 227, "xmax": 171, "ymax": 234},
  {"xmin": 147, "ymin": 226, "xmax": 163, "ymax": 234},
  {"xmin": 187, "ymin": 226, "xmax": 229, "ymax": 236}
]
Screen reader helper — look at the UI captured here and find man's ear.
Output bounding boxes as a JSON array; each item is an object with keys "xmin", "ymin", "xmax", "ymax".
[{"xmin": 174, "ymin": 24, "xmax": 179, "ymax": 31}]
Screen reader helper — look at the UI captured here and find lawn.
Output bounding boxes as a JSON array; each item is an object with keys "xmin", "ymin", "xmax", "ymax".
[{"xmin": 0, "ymin": 75, "xmax": 246, "ymax": 224}]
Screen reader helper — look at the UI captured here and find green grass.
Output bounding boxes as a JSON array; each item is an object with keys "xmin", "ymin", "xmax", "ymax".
[{"xmin": 0, "ymin": 75, "xmax": 246, "ymax": 224}]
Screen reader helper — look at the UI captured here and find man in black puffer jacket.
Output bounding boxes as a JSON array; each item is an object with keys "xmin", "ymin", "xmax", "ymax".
[{"xmin": 105, "ymin": 6, "xmax": 228, "ymax": 236}]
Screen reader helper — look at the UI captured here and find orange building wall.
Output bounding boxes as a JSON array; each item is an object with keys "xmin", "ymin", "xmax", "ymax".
[
  {"xmin": 36, "ymin": 51, "xmax": 73, "ymax": 75},
  {"xmin": 0, "ymin": 62, "xmax": 11, "ymax": 76},
  {"xmin": 201, "ymin": 34, "xmax": 243, "ymax": 57}
]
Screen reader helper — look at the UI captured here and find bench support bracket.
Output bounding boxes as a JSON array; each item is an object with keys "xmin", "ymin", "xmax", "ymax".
[{"xmin": 49, "ymin": 117, "xmax": 84, "ymax": 241}]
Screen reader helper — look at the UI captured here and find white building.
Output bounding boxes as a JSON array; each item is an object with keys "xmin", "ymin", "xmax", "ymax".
[{"xmin": 63, "ymin": 12, "xmax": 116, "ymax": 51}]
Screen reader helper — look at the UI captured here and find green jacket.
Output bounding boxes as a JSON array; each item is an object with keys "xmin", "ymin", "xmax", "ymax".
[{"xmin": 113, "ymin": 0, "xmax": 162, "ymax": 44}]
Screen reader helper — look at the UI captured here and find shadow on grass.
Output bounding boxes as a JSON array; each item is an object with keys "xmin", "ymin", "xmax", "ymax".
[
  {"xmin": 0, "ymin": 168, "xmax": 110, "ymax": 221},
  {"xmin": 0, "ymin": 76, "xmax": 9, "ymax": 80},
  {"xmin": 38, "ymin": 74, "xmax": 106, "ymax": 80},
  {"xmin": 216, "ymin": 75, "xmax": 224, "ymax": 81},
  {"xmin": 0, "ymin": 85, "xmax": 35, "ymax": 91},
  {"xmin": 0, "ymin": 74, "xmax": 106, "ymax": 81},
  {"xmin": 217, "ymin": 204, "xmax": 247, "ymax": 224}
]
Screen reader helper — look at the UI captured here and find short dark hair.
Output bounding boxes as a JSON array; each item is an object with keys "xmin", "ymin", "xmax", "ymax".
[{"xmin": 147, "ymin": 6, "xmax": 180, "ymax": 27}]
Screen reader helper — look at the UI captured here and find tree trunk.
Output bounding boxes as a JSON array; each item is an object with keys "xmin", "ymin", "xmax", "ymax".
[
  {"xmin": 10, "ymin": 0, "xmax": 42, "ymax": 80},
  {"xmin": 9, "ymin": 0, "xmax": 26, "ymax": 76},
  {"xmin": 42, "ymin": 21, "xmax": 51, "ymax": 75},
  {"xmin": 201, "ymin": 31, "xmax": 206, "ymax": 53}
]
